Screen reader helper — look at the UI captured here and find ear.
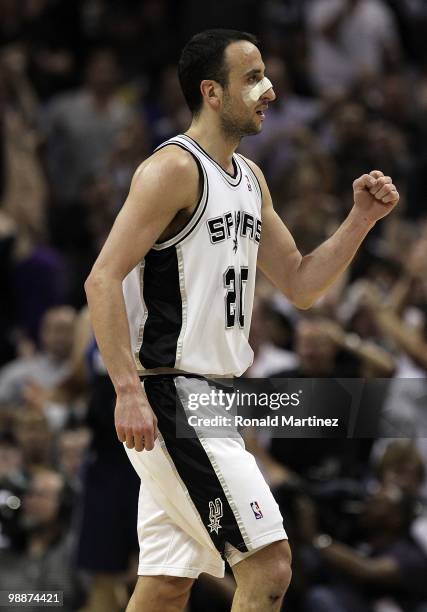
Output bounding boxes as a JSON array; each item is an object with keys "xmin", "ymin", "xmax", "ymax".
[{"xmin": 200, "ymin": 79, "xmax": 222, "ymax": 111}]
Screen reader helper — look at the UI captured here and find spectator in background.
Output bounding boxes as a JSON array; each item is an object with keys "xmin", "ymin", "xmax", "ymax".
[
  {"xmin": 388, "ymin": 0, "xmax": 427, "ymax": 66},
  {"xmin": 0, "ymin": 211, "xmax": 19, "ymax": 365},
  {"xmin": 21, "ymin": 0, "xmax": 84, "ymax": 101},
  {"xmin": 145, "ymin": 64, "xmax": 191, "ymax": 148},
  {"xmin": 0, "ymin": 430, "xmax": 23, "ymax": 487},
  {"xmin": 11, "ymin": 411, "xmax": 52, "ymax": 473},
  {"xmin": 358, "ymin": 279, "xmax": 427, "ymax": 438},
  {"xmin": 301, "ymin": 485, "xmax": 427, "ymax": 612},
  {"xmin": 44, "ymin": 48, "xmax": 134, "ymax": 203},
  {"xmin": 258, "ymin": 0, "xmax": 308, "ymax": 92},
  {"xmin": 279, "ymin": 162, "xmax": 339, "ymax": 253},
  {"xmin": 108, "ymin": 117, "xmax": 151, "ymax": 206},
  {"xmin": 0, "ymin": 0, "xmax": 24, "ymax": 47},
  {"xmin": 275, "ymin": 315, "xmax": 395, "ymax": 380},
  {"xmin": 245, "ymin": 315, "xmax": 394, "ymax": 490},
  {"xmin": 0, "ymin": 46, "xmax": 70, "ymax": 342},
  {"xmin": 138, "ymin": 0, "xmax": 179, "ymax": 78},
  {"xmin": 245, "ymin": 297, "xmax": 298, "ymax": 377},
  {"xmin": 407, "ymin": 77, "xmax": 427, "ymax": 218},
  {"xmin": 319, "ymin": 101, "xmax": 373, "ymax": 206},
  {"xmin": 0, "ymin": 431, "xmax": 25, "ymax": 550},
  {"xmin": 55, "ymin": 427, "xmax": 91, "ymax": 489},
  {"xmin": 306, "ymin": 0, "xmax": 401, "ymax": 95},
  {"xmin": 376, "ymin": 441, "xmax": 426, "ymax": 497},
  {"xmin": 0, "ymin": 306, "xmax": 76, "ymax": 407},
  {"xmin": 0, "ymin": 468, "xmax": 84, "ymax": 611},
  {"xmin": 27, "ymin": 307, "xmax": 140, "ymax": 612},
  {"xmin": 50, "ymin": 174, "xmax": 118, "ymax": 309},
  {"xmin": 371, "ymin": 442, "xmax": 427, "ymax": 563},
  {"xmin": 357, "ymin": 276, "xmax": 427, "ymax": 507}
]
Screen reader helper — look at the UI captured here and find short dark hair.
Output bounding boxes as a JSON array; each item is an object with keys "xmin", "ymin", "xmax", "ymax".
[{"xmin": 178, "ymin": 29, "xmax": 259, "ymax": 116}]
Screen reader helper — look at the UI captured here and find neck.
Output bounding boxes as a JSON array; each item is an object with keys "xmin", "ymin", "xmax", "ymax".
[{"xmin": 186, "ymin": 116, "xmax": 240, "ymax": 175}]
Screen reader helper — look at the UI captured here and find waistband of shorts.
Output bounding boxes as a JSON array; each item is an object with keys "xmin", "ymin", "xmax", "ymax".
[{"xmin": 137, "ymin": 367, "xmax": 234, "ymax": 380}]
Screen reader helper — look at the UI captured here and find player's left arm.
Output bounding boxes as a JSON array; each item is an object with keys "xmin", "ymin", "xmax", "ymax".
[{"xmin": 246, "ymin": 158, "xmax": 399, "ymax": 309}]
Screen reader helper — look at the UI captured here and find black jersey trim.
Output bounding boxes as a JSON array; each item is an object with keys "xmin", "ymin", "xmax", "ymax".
[
  {"xmin": 143, "ymin": 376, "xmax": 249, "ymax": 557},
  {"xmin": 152, "ymin": 142, "xmax": 209, "ymax": 250},
  {"xmin": 235, "ymin": 154, "xmax": 263, "ymax": 205},
  {"xmin": 180, "ymin": 134, "xmax": 243, "ymax": 187},
  {"xmin": 138, "ymin": 247, "xmax": 182, "ymax": 369}
]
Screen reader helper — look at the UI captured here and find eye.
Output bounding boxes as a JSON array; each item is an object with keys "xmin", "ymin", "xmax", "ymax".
[{"xmin": 248, "ymin": 75, "xmax": 258, "ymax": 84}]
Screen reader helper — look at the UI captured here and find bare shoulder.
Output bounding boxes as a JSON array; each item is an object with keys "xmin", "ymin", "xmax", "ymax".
[
  {"xmin": 123, "ymin": 144, "xmax": 201, "ymax": 217},
  {"xmin": 131, "ymin": 145, "xmax": 199, "ymax": 197},
  {"xmin": 88, "ymin": 145, "xmax": 202, "ymax": 278}
]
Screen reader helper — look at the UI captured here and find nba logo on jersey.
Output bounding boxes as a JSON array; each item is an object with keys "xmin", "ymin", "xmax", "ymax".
[
  {"xmin": 245, "ymin": 174, "xmax": 252, "ymax": 191},
  {"xmin": 250, "ymin": 501, "xmax": 263, "ymax": 519}
]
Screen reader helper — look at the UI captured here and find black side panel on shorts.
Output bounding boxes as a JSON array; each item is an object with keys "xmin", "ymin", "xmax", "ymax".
[
  {"xmin": 144, "ymin": 376, "xmax": 249, "ymax": 557},
  {"xmin": 139, "ymin": 247, "xmax": 181, "ymax": 368}
]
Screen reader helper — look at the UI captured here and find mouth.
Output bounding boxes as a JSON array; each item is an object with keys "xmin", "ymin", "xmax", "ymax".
[{"xmin": 256, "ymin": 106, "xmax": 268, "ymax": 119}]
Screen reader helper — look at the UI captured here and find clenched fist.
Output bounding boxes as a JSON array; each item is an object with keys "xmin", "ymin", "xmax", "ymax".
[{"xmin": 352, "ymin": 170, "xmax": 399, "ymax": 225}]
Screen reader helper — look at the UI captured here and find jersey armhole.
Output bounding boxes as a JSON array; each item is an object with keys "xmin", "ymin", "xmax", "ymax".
[
  {"xmin": 151, "ymin": 142, "xmax": 209, "ymax": 251},
  {"xmin": 235, "ymin": 154, "xmax": 263, "ymax": 207}
]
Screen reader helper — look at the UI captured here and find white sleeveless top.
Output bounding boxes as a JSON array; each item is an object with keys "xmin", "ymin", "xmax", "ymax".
[{"xmin": 123, "ymin": 134, "xmax": 263, "ymax": 377}]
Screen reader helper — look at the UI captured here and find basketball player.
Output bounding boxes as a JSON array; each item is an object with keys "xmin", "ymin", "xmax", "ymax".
[{"xmin": 85, "ymin": 30, "xmax": 400, "ymax": 612}]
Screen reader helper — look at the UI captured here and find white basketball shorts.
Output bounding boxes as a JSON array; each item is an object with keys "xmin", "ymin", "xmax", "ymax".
[{"xmin": 124, "ymin": 375, "xmax": 287, "ymax": 578}]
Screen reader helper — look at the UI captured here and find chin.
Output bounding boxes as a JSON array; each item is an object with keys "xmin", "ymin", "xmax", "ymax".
[{"xmin": 243, "ymin": 123, "xmax": 262, "ymax": 137}]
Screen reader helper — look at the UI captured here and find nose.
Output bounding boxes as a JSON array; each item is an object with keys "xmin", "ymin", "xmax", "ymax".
[{"xmin": 262, "ymin": 86, "xmax": 276, "ymax": 103}]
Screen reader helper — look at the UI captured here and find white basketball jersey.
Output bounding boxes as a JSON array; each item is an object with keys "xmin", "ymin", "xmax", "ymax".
[{"xmin": 123, "ymin": 134, "xmax": 263, "ymax": 377}]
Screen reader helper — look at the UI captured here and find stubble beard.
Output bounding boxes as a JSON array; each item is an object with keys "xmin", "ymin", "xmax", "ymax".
[{"xmin": 220, "ymin": 94, "xmax": 261, "ymax": 141}]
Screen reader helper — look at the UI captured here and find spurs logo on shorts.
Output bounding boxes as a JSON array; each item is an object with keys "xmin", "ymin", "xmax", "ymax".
[{"xmin": 208, "ymin": 498, "xmax": 223, "ymax": 534}]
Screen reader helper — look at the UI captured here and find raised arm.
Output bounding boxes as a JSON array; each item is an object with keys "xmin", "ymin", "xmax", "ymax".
[
  {"xmin": 249, "ymin": 160, "xmax": 399, "ymax": 309},
  {"xmin": 361, "ymin": 283, "xmax": 427, "ymax": 373},
  {"xmin": 84, "ymin": 148, "xmax": 200, "ymax": 451}
]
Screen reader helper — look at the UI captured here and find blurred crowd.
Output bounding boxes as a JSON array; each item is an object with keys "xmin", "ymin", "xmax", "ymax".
[{"xmin": 1, "ymin": 0, "xmax": 427, "ymax": 610}]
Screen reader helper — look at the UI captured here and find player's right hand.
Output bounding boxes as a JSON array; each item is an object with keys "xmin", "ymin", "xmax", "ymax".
[{"xmin": 114, "ymin": 386, "xmax": 158, "ymax": 452}]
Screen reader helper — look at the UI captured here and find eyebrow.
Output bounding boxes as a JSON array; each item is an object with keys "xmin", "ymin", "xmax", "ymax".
[{"xmin": 244, "ymin": 68, "xmax": 264, "ymax": 77}]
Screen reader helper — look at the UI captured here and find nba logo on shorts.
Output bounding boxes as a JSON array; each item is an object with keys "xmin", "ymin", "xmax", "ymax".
[{"xmin": 250, "ymin": 501, "xmax": 263, "ymax": 519}]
